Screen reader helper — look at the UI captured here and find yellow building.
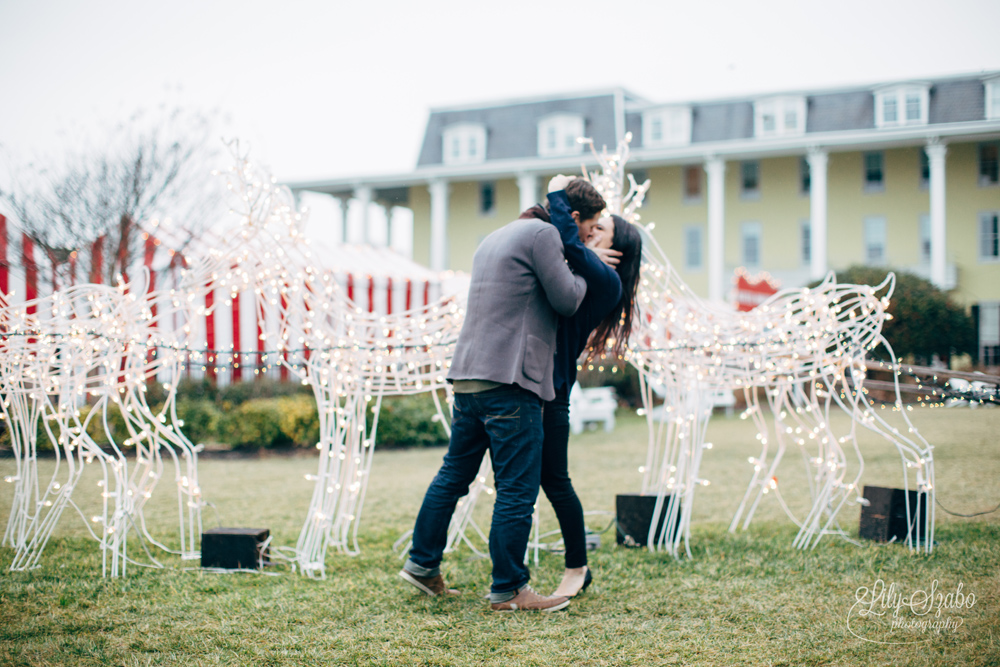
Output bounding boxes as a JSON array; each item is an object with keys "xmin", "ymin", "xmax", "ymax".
[{"xmin": 290, "ymin": 74, "xmax": 1000, "ymax": 365}]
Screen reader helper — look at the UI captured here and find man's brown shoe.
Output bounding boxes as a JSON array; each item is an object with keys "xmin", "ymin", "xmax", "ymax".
[
  {"xmin": 490, "ymin": 585, "xmax": 570, "ymax": 612},
  {"xmin": 399, "ymin": 569, "xmax": 460, "ymax": 596}
]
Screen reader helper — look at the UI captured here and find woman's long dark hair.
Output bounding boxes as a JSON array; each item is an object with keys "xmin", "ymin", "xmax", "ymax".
[{"xmin": 588, "ymin": 214, "xmax": 642, "ymax": 362}]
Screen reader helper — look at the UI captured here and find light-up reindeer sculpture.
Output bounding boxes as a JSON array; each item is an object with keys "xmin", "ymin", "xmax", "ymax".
[
  {"xmin": 581, "ymin": 135, "xmax": 934, "ymax": 557},
  {"xmin": 0, "ymin": 269, "xmax": 207, "ymax": 576},
  {"xmin": 191, "ymin": 151, "xmax": 464, "ymax": 578}
]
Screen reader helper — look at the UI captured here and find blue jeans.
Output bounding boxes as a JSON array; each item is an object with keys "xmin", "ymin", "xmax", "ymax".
[{"xmin": 407, "ymin": 384, "xmax": 543, "ymax": 594}]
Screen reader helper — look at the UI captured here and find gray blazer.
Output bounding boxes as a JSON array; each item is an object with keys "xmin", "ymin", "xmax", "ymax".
[{"xmin": 448, "ymin": 217, "xmax": 587, "ymax": 401}]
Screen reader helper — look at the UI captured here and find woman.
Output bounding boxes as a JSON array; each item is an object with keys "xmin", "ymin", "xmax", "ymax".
[{"xmin": 542, "ymin": 192, "xmax": 643, "ymax": 598}]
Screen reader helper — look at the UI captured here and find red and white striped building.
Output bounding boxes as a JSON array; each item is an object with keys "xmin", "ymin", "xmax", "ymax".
[{"xmin": 0, "ymin": 213, "xmax": 461, "ymax": 385}]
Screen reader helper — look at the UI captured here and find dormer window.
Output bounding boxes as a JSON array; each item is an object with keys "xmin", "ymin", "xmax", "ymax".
[
  {"xmin": 986, "ymin": 77, "xmax": 1000, "ymax": 121},
  {"xmin": 537, "ymin": 113, "xmax": 584, "ymax": 157},
  {"xmin": 442, "ymin": 123, "xmax": 487, "ymax": 165},
  {"xmin": 754, "ymin": 96, "xmax": 806, "ymax": 137},
  {"xmin": 643, "ymin": 106, "xmax": 691, "ymax": 147},
  {"xmin": 874, "ymin": 85, "xmax": 929, "ymax": 128}
]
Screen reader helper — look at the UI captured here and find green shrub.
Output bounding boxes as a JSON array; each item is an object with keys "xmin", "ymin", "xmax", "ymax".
[
  {"xmin": 367, "ymin": 392, "xmax": 449, "ymax": 449},
  {"xmin": 78, "ymin": 403, "xmax": 129, "ymax": 447},
  {"xmin": 218, "ymin": 399, "xmax": 289, "ymax": 449},
  {"xmin": 0, "ymin": 403, "xmax": 133, "ymax": 452},
  {"xmin": 174, "ymin": 399, "xmax": 222, "ymax": 445},
  {"xmin": 132, "ymin": 378, "xmax": 453, "ymax": 451},
  {"xmin": 78, "ymin": 404, "xmax": 109, "ymax": 446},
  {"xmin": 217, "ymin": 378, "xmax": 311, "ymax": 406},
  {"xmin": 0, "ymin": 413, "xmax": 56, "ymax": 451},
  {"xmin": 808, "ymin": 266, "xmax": 976, "ymax": 365},
  {"xmin": 172, "ymin": 377, "xmax": 219, "ymax": 403},
  {"xmin": 276, "ymin": 395, "xmax": 320, "ymax": 447}
]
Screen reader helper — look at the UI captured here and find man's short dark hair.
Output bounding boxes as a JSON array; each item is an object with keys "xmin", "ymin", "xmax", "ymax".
[{"xmin": 565, "ymin": 179, "xmax": 606, "ymax": 220}]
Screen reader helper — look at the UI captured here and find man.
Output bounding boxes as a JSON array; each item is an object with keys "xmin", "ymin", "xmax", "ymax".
[{"xmin": 400, "ymin": 179, "xmax": 606, "ymax": 612}]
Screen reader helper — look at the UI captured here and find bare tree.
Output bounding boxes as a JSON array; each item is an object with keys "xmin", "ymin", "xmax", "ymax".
[{"xmin": 1, "ymin": 107, "xmax": 227, "ymax": 287}]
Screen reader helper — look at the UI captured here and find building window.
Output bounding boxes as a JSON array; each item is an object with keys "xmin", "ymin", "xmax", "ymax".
[
  {"xmin": 864, "ymin": 152, "xmax": 884, "ymax": 192},
  {"xmin": 980, "ymin": 143, "xmax": 999, "ymax": 186},
  {"xmin": 480, "ymin": 182, "xmax": 496, "ymax": 217},
  {"xmin": 785, "ymin": 108, "xmax": 798, "ymax": 131},
  {"xmin": 986, "ymin": 78, "xmax": 1000, "ymax": 120},
  {"xmin": 537, "ymin": 114, "xmax": 585, "ymax": 157},
  {"xmin": 864, "ymin": 216, "xmax": 887, "ymax": 264},
  {"xmin": 650, "ymin": 117, "xmax": 662, "ymax": 142},
  {"xmin": 920, "ymin": 150, "xmax": 930, "ymax": 189},
  {"xmin": 741, "ymin": 221, "xmax": 762, "ymax": 268},
  {"xmin": 976, "ymin": 302, "xmax": 1000, "ymax": 365},
  {"xmin": 919, "ymin": 213, "xmax": 931, "ymax": 264},
  {"xmin": 874, "ymin": 85, "xmax": 929, "ymax": 128},
  {"xmin": 442, "ymin": 123, "xmax": 487, "ymax": 165},
  {"xmin": 801, "ymin": 220, "xmax": 811, "ymax": 266},
  {"xmin": 643, "ymin": 106, "xmax": 691, "ymax": 147},
  {"xmin": 800, "ymin": 156, "xmax": 811, "ymax": 195},
  {"xmin": 684, "ymin": 225, "xmax": 703, "ymax": 270},
  {"xmin": 884, "ymin": 96, "xmax": 898, "ymax": 124},
  {"xmin": 905, "ymin": 92, "xmax": 922, "ymax": 122},
  {"xmin": 741, "ymin": 161, "xmax": 760, "ymax": 198},
  {"xmin": 754, "ymin": 96, "xmax": 806, "ymax": 137},
  {"xmin": 981, "ymin": 212, "xmax": 1000, "ymax": 261},
  {"xmin": 683, "ymin": 166, "xmax": 702, "ymax": 201}
]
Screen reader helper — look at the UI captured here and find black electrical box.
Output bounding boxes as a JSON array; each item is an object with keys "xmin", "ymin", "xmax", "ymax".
[
  {"xmin": 616, "ymin": 493, "xmax": 680, "ymax": 548},
  {"xmin": 201, "ymin": 527, "xmax": 270, "ymax": 569},
  {"xmin": 859, "ymin": 486, "xmax": 927, "ymax": 545}
]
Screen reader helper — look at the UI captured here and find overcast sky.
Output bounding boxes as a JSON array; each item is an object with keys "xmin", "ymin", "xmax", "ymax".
[{"xmin": 2, "ymin": 0, "xmax": 999, "ymax": 249}]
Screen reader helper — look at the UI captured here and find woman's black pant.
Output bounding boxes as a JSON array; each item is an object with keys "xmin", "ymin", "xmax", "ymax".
[{"xmin": 540, "ymin": 385, "xmax": 587, "ymax": 569}]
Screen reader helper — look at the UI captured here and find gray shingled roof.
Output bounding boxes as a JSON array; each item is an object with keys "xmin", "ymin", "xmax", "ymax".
[
  {"xmin": 417, "ymin": 75, "xmax": 992, "ymax": 165},
  {"xmin": 691, "ymin": 101, "xmax": 755, "ymax": 143},
  {"xmin": 417, "ymin": 94, "xmax": 619, "ymax": 167},
  {"xmin": 930, "ymin": 79, "xmax": 985, "ymax": 124},
  {"xmin": 807, "ymin": 90, "xmax": 875, "ymax": 132}
]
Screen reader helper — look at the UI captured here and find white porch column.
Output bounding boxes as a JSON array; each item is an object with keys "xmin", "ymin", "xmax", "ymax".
[
  {"xmin": 335, "ymin": 196, "xmax": 350, "ymax": 243},
  {"xmin": 704, "ymin": 158, "xmax": 726, "ymax": 303},
  {"xmin": 377, "ymin": 201, "xmax": 395, "ymax": 248},
  {"xmin": 382, "ymin": 204, "xmax": 394, "ymax": 249},
  {"xmin": 807, "ymin": 149, "xmax": 829, "ymax": 280},
  {"xmin": 517, "ymin": 173, "xmax": 538, "ymax": 214},
  {"xmin": 353, "ymin": 185, "xmax": 372, "ymax": 244},
  {"xmin": 429, "ymin": 179, "xmax": 449, "ymax": 271},
  {"xmin": 926, "ymin": 141, "xmax": 948, "ymax": 288}
]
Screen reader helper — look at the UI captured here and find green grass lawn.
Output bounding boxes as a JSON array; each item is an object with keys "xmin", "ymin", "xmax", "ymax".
[{"xmin": 1, "ymin": 407, "xmax": 998, "ymax": 666}]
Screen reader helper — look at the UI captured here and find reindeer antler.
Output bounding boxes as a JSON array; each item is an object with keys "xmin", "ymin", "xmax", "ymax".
[{"xmin": 579, "ymin": 132, "xmax": 651, "ymax": 223}]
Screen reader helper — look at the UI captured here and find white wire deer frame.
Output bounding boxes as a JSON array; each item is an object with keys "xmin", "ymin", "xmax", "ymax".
[
  {"xmin": 1, "ymin": 269, "xmax": 208, "ymax": 577},
  {"xmin": 586, "ymin": 135, "xmax": 934, "ymax": 556},
  {"xmin": 201, "ymin": 153, "xmax": 463, "ymax": 577}
]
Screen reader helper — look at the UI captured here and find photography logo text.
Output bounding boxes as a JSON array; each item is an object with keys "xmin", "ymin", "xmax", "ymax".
[{"xmin": 847, "ymin": 578, "xmax": 976, "ymax": 645}]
